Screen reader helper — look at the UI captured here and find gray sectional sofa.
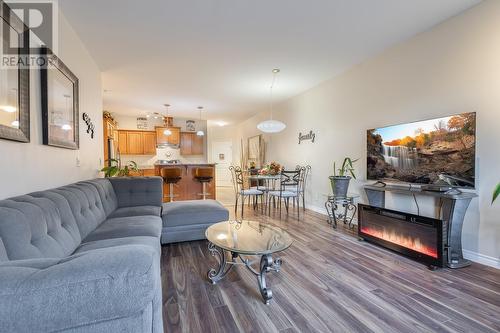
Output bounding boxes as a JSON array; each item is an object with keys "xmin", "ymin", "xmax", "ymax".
[{"xmin": 0, "ymin": 177, "xmax": 164, "ymax": 333}]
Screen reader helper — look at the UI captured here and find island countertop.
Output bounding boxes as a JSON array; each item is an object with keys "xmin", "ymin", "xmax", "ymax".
[
  {"xmin": 153, "ymin": 162, "xmax": 216, "ymax": 166},
  {"xmin": 154, "ymin": 163, "xmax": 216, "ymax": 202}
]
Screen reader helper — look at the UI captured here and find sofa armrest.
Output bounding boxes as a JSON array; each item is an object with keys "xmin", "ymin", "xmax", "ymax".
[
  {"xmin": 0, "ymin": 246, "xmax": 158, "ymax": 332},
  {"xmin": 108, "ymin": 177, "xmax": 163, "ymax": 208}
]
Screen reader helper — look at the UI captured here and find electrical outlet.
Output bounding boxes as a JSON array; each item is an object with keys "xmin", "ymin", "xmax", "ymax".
[{"xmin": 76, "ymin": 156, "xmax": 81, "ymax": 167}]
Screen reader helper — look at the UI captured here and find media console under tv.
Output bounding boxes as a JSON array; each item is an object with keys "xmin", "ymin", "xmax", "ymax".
[{"xmin": 361, "ymin": 184, "xmax": 477, "ymax": 269}]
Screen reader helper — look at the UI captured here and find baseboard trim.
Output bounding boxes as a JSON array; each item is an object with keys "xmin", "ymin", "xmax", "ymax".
[
  {"xmin": 307, "ymin": 204, "xmax": 328, "ymax": 216},
  {"xmin": 463, "ymin": 249, "xmax": 500, "ymax": 269}
]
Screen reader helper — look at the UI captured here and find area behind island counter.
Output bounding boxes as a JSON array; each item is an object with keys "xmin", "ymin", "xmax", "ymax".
[{"xmin": 155, "ymin": 163, "xmax": 216, "ymax": 202}]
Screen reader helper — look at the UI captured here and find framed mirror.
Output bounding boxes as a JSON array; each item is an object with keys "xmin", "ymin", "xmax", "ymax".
[
  {"xmin": 0, "ymin": 1, "xmax": 30, "ymax": 142},
  {"xmin": 248, "ymin": 134, "xmax": 262, "ymax": 168},
  {"xmin": 40, "ymin": 46, "xmax": 79, "ymax": 149}
]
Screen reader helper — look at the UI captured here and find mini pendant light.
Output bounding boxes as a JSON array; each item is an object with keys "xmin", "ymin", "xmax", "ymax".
[
  {"xmin": 257, "ymin": 69, "xmax": 286, "ymax": 133},
  {"xmin": 196, "ymin": 106, "xmax": 205, "ymax": 136},
  {"xmin": 163, "ymin": 104, "xmax": 172, "ymax": 136}
]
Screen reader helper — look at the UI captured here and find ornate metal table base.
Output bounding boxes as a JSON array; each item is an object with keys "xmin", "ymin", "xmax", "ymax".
[
  {"xmin": 325, "ymin": 197, "xmax": 357, "ymax": 229},
  {"xmin": 207, "ymin": 243, "xmax": 282, "ymax": 305}
]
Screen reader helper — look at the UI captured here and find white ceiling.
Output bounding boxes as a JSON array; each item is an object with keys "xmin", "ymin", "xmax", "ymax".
[{"xmin": 59, "ymin": 0, "xmax": 481, "ymax": 124}]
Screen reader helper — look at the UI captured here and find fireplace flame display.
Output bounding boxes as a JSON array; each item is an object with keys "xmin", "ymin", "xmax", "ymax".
[{"xmin": 360, "ymin": 226, "xmax": 438, "ymax": 258}]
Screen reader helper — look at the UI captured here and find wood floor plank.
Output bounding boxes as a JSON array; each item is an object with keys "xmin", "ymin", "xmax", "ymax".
[{"xmin": 161, "ymin": 205, "xmax": 500, "ymax": 333}]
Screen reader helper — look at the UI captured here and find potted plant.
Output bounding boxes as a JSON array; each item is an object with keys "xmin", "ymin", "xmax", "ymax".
[
  {"xmin": 329, "ymin": 157, "xmax": 358, "ymax": 197},
  {"xmin": 101, "ymin": 158, "xmax": 139, "ymax": 177},
  {"xmin": 493, "ymin": 183, "xmax": 500, "ymax": 204}
]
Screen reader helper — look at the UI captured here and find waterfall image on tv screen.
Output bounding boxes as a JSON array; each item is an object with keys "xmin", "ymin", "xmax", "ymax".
[{"xmin": 367, "ymin": 112, "xmax": 476, "ymax": 188}]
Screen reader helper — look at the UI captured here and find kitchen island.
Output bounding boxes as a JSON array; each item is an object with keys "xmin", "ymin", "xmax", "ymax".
[{"xmin": 155, "ymin": 163, "xmax": 216, "ymax": 202}]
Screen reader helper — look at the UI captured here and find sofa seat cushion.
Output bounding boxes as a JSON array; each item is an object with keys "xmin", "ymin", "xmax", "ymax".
[
  {"xmin": 83, "ymin": 216, "xmax": 162, "ymax": 242},
  {"xmin": 75, "ymin": 236, "xmax": 160, "ymax": 256},
  {"xmin": 108, "ymin": 206, "xmax": 161, "ymax": 219},
  {"xmin": 0, "ymin": 246, "xmax": 159, "ymax": 333},
  {"xmin": 162, "ymin": 200, "xmax": 229, "ymax": 227}
]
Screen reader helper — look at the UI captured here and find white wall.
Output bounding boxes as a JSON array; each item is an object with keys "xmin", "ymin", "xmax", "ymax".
[
  {"xmin": 232, "ymin": 0, "xmax": 500, "ymax": 266},
  {"xmin": 0, "ymin": 13, "xmax": 103, "ymax": 199},
  {"xmin": 112, "ymin": 114, "xmax": 208, "ymax": 166}
]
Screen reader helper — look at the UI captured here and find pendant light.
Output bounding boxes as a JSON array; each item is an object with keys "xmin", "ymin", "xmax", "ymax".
[
  {"xmin": 163, "ymin": 104, "xmax": 172, "ymax": 136},
  {"xmin": 196, "ymin": 106, "xmax": 205, "ymax": 136},
  {"xmin": 257, "ymin": 69, "xmax": 286, "ymax": 133}
]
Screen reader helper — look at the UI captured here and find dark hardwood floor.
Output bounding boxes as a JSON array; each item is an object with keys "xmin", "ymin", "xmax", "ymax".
[{"xmin": 161, "ymin": 205, "xmax": 500, "ymax": 333}]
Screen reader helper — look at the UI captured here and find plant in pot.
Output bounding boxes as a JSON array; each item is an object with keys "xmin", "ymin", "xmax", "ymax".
[
  {"xmin": 329, "ymin": 157, "xmax": 358, "ymax": 197},
  {"xmin": 101, "ymin": 158, "xmax": 139, "ymax": 177},
  {"xmin": 493, "ymin": 183, "xmax": 500, "ymax": 204}
]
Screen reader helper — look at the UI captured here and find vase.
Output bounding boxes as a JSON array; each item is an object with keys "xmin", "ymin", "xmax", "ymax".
[{"xmin": 329, "ymin": 176, "xmax": 351, "ymax": 197}]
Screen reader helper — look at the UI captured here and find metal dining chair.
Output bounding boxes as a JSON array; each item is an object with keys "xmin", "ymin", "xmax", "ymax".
[
  {"xmin": 267, "ymin": 170, "xmax": 301, "ymax": 218},
  {"xmin": 229, "ymin": 166, "xmax": 264, "ymax": 218},
  {"xmin": 295, "ymin": 165, "xmax": 311, "ymax": 211}
]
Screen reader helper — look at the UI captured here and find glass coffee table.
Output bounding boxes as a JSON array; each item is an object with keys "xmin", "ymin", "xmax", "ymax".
[{"xmin": 205, "ymin": 220, "xmax": 293, "ymax": 304}]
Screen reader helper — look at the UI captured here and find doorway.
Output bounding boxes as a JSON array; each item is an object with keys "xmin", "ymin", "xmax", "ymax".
[{"xmin": 211, "ymin": 141, "xmax": 233, "ymax": 187}]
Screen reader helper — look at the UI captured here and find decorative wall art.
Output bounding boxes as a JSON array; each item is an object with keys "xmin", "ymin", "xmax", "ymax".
[
  {"xmin": 40, "ymin": 46, "xmax": 80, "ymax": 149},
  {"xmin": 298, "ymin": 130, "xmax": 316, "ymax": 144},
  {"xmin": 0, "ymin": 2, "xmax": 30, "ymax": 143},
  {"xmin": 186, "ymin": 120, "xmax": 195, "ymax": 132},
  {"xmin": 82, "ymin": 113, "xmax": 95, "ymax": 139},
  {"xmin": 136, "ymin": 117, "xmax": 148, "ymax": 130}
]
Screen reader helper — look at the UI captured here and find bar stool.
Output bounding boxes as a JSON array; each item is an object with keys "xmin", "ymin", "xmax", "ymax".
[
  {"xmin": 194, "ymin": 167, "xmax": 213, "ymax": 200},
  {"xmin": 160, "ymin": 167, "xmax": 182, "ymax": 202}
]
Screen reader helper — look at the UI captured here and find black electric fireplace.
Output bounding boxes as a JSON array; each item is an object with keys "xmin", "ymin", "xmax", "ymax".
[{"xmin": 358, "ymin": 204, "xmax": 445, "ymax": 268}]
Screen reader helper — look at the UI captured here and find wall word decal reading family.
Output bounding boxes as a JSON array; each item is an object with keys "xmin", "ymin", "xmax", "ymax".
[
  {"xmin": 82, "ymin": 113, "xmax": 95, "ymax": 139},
  {"xmin": 298, "ymin": 130, "xmax": 316, "ymax": 144}
]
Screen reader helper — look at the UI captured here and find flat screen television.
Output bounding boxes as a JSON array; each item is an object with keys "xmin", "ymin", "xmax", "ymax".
[{"xmin": 367, "ymin": 112, "xmax": 476, "ymax": 188}]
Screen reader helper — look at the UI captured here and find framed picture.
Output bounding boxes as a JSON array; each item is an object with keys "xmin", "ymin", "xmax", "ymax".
[
  {"xmin": 186, "ymin": 119, "xmax": 195, "ymax": 132},
  {"xmin": 40, "ymin": 46, "xmax": 79, "ymax": 149},
  {"xmin": 0, "ymin": 1, "xmax": 30, "ymax": 142}
]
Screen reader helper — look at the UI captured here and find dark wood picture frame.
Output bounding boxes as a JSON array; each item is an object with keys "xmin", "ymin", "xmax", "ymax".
[
  {"xmin": 40, "ymin": 46, "xmax": 79, "ymax": 149},
  {"xmin": 0, "ymin": 1, "xmax": 30, "ymax": 143}
]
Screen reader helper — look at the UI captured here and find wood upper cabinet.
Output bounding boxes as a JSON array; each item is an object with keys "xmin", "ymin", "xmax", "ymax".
[
  {"xmin": 118, "ymin": 130, "xmax": 156, "ymax": 155},
  {"xmin": 118, "ymin": 131, "xmax": 128, "ymax": 155},
  {"xmin": 143, "ymin": 132, "xmax": 157, "ymax": 155},
  {"xmin": 127, "ymin": 131, "xmax": 144, "ymax": 154},
  {"xmin": 180, "ymin": 132, "xmax": 204, "ymax": 155},
  {"xmin": 156, "ymin": 127, "xmax": 180, "ymax": 146}
]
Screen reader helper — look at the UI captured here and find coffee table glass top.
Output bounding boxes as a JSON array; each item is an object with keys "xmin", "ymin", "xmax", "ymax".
[{"xmin": 206, "ymin": 221, "xmax": 293, "ymax": 255}]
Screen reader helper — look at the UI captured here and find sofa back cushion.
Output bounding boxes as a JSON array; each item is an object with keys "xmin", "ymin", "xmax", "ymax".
[
  {"xmin": 108, "ymin": 177, "xmax": 163, "ymax": 208},
  {"xmin": 81, "ymin": 179, "xmax": 118, "ymax": 216},
  {"xmin": 0, "ymin": 194, "xmax": 82, "ymax": 261},
  {"xmin": 49, "ymin": 183, "xmax": 107, "ymax": 240}
]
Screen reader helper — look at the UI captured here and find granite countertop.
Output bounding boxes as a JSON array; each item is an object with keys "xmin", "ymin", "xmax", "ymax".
[{"xmin": 153, "ymin": 162, "xmax": 216, "ymax": 166}]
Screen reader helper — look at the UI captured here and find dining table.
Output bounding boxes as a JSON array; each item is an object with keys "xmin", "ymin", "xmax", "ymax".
[{"xmin": 246, "ymin": 174, "xmax": 281, "ymax": 212}]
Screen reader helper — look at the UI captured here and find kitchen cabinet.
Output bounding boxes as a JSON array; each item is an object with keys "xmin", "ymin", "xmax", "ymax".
[
  {"xmin": 156, "ymin": 127, "xmax": 180, "ymax": 146},
  {"xmin": 118, "ymin": 131, "xmax": 128, "ymax": 155},
  {"xmin": 103, "ymin": 115, "xmax": 119, "ymax": 163},
  {"xmin": 180, "ymin": 132, "xmax": 204, "ymax": 155},
  {"xmin": 118, "ymin": 130, "xmax": 156, "ymax": 155},
  {"xmin": 127, "ymin": 131, "xmax": 144, "ymax": 154},
  {"xmin": 143, "ymin": 132, "xmax": 157, "ymax": 155}
]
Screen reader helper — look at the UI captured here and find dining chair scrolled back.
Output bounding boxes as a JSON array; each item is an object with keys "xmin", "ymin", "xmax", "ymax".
[
  {"xmin": 229, "ymin": 165, "xmax": 264, "ymax": 218},
  {"xmin": 268, "ymin": 169, "xmax": 301, "ymax": 218}
]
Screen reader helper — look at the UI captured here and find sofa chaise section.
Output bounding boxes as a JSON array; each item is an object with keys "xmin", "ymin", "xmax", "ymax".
[{"xmin": 0, "ymin": 177, "xmax": 164, "ymax": 333}]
